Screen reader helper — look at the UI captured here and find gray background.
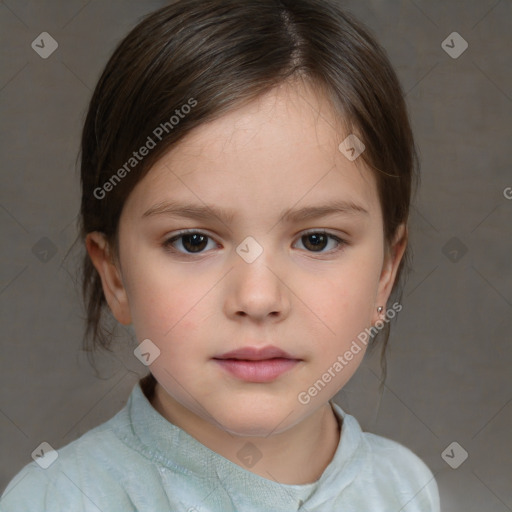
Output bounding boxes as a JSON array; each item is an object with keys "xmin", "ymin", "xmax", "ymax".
[{"xmin": 1, "ymin": 0, "xmax": 511, "ymax": 509}]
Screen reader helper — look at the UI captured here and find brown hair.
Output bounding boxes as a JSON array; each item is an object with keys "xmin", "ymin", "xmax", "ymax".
[{"xmin": 77, "ymin": 0, "xmax": 418, "ymax": 394}]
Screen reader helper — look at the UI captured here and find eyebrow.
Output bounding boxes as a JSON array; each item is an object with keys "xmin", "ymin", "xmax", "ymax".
[{"xmin": 142, "ymin": 199, "xmax": 369, "ymax": 223}]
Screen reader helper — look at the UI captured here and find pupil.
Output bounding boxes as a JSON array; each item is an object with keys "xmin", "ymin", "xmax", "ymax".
[
  {"xmin": 305, "ymin": 233, "xmax": 326, "ymax": 251},
  {"xmin": 185, "ymin": 234, "xmax": 206, "ymax": 252}
]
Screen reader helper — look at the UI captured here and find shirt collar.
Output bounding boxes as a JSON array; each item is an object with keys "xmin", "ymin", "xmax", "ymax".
[{"xmin": 112, "ymin": 379, "xmax": 367, "ymax": 510}]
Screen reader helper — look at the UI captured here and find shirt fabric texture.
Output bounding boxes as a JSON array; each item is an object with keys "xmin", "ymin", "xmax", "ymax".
[{"xmin": 1, "ymin": 379, "xmax": 440, "ymax": 511}]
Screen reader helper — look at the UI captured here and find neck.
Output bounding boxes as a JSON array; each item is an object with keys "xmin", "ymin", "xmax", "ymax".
[{"xmin": 151, "ymin": 383, "xmax": 341, "ymax": 485}]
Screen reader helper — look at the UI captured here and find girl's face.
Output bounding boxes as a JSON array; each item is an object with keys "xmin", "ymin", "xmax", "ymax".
[{"xmin": 91, "ymin": 81, "xmax": 405, "ymax": 436}]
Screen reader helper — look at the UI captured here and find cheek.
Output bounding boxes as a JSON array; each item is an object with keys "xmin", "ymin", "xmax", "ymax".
[
  {"xmin": 301, "ymin": 256, "xmax": 381, "ymax": 336},
  {"xmin": 124, "ymin": 256, "xmax": 214, "ymax": 345},
  {"xmin": 297, "ymin": 265, "xmax": 380, "ymax": 397}
]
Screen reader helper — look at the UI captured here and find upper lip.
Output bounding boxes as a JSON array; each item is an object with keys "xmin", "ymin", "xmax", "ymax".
[{"xmin": 213, "ymin": 345, "xmax": 299, "ymax": 361}]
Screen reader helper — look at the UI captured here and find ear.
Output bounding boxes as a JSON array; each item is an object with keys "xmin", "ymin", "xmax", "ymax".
[
  {"xmin": 85, "ymin": 232, "xmax": 132, "ymax": 325},
  {"xmin": 373, "ymin": 223, "xmax": 408, "ymax": 323}
]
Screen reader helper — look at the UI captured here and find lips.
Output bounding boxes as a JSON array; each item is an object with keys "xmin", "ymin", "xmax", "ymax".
[
  {"xmin": 214, "ymin": 345, "xmax": 296, "ymax": 361},
  {"xmin": 213, "ymin": 345, "xmax": 301, "ymax": 383}
]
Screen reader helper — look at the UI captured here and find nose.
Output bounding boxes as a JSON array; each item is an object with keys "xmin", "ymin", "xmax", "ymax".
[{"xmin": 224, "ymin": 250, "xmax": 291, "ymax": 322}]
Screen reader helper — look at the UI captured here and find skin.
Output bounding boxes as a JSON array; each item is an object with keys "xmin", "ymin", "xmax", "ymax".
[{"xmin": 86, "ymin": 79, "xmax": 407, "ymax": 485}]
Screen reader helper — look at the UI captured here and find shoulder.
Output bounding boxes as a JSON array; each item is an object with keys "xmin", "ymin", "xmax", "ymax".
[
  {"xmin": 330, "ymin": 403, "xmax": 440, "ymax": 512},
  {"xmin": 359, "ymin": 430, "xmax": 441, "ymax": 511},
  {"xmin": 0, "ymin": 410, "xmax": 143, "ymax": 512}
]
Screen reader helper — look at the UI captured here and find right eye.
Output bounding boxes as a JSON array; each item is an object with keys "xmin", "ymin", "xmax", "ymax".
[{"xmin": 163, "ymin": 230, "xmax": 219, "ymax": 255}]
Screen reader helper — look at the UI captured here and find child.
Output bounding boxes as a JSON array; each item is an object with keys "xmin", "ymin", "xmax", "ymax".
[{"xmin": 1, "ymin": 0, "xmax": 440, "ymax": 510}]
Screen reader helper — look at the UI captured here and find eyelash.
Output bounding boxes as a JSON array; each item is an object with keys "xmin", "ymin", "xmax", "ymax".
[{"xmin": 162, "ymin": 229, "xmax": 347, "ymax": 256}]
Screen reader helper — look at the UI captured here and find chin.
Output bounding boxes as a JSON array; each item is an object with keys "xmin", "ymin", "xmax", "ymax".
[
  {"xmin": 221, "ymin": 420, "xmax": 285, "ymax": 438},
  {"xmin": 210, "ymin": 405, "xmax": 302, "ymax": 438}
]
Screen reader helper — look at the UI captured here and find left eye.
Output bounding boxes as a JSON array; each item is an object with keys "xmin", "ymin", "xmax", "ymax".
[{"xmin": 294, "ymin": 231, "xmax": 344, "ymax": 253}]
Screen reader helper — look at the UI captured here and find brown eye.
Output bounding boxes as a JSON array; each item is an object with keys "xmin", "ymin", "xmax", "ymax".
[
  {"xmin": 164, "ymin": 231, "xmax": 214, "ymax": 254},
  {"xmin": 302, "ymin": 233, "xmax": 328, "ymax": 251},
  {"xmin": 295, "ymin": 231, "xmax": 345, "ymax": 253},
  {"xmin": 181, "ymin": 233, "xmax": 208, "ymax": 252}
]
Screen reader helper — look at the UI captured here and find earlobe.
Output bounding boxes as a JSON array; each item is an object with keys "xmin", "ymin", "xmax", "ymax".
[
  {"xmin": 85, "ymin": 232, "xmax": 132, "ymax": 325},
  {"xmin": 374, "ymin": 224, "xmax": 408, "ymax": 322}
]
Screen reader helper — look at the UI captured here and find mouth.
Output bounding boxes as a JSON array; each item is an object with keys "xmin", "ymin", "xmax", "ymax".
[
  {"xmin": 212, "ymin": 345, "xmax": 302, "ymax": 383},
  {"xmin": 214, "ymin": 345, "xmax": 297, "ymax": 361}
]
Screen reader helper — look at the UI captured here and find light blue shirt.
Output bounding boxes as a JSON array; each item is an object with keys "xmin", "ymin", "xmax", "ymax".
[{"xmin": 1, "ymin": 380, "xmax": 440, "ymax": 511}]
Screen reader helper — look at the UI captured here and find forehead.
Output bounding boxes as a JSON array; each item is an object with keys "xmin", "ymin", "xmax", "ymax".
[
  {"xmin": 122, "ymin": 80, "xmax": 380, "ymax": 224},
  {"xmin": 169, "ymin": 80, "xmax": 350, "ymax": 164}
]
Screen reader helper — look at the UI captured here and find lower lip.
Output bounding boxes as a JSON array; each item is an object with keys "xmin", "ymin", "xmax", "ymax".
[{"xmin": 214, "ymin": 358, "xmax": 299, "ymax": 382}]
